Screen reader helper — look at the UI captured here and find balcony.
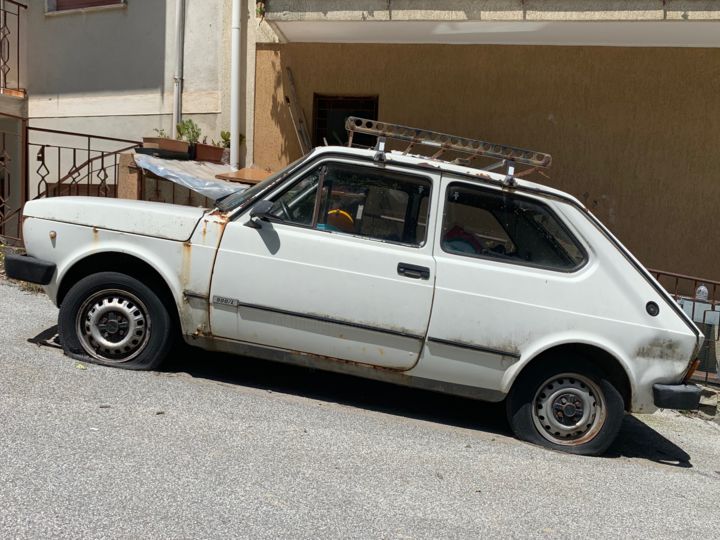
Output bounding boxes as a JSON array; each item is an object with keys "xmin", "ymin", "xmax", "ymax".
[{"xmin": 263, "ymin": 1, "xmax": 720, "ymax": 47}]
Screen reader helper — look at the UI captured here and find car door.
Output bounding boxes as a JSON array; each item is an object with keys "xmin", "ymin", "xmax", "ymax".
[
  {"xmin": 423, "ymin": 176, "xmax": 590, "ymax": 391},
  {"xmin": 209, "ymin": 157, "xmax": 439, "ymax": 370}
]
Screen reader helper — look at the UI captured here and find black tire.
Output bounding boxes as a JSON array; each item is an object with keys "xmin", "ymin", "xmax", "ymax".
[
  {"xmin": 506, "ymin": 360, "xmax": 625, "ymax": 456},
  {"xmin": 58, "ymin": 272, "xmax": 174, "ymax": 370}
]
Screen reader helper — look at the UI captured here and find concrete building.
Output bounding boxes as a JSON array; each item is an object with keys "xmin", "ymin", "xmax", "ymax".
[
  {"xmin": 2, "ymin": 1, "xmax": 251, "ymax": 242},
  {"xmin": 27, "ymin": 0, "xmax": 234, "ymax": 149},
  {"xmin": 1, "ymin": 0, "xmax": 253, "ymax": 224}
]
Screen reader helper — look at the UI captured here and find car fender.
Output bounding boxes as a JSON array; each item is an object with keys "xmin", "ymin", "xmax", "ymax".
[
  {"xmin": 55, "ymin": 237, "xmax": 184, "ymax": 310},
  {"xmin": 501, "ymin": 331, "xmax": 637, "ymax": 402}
]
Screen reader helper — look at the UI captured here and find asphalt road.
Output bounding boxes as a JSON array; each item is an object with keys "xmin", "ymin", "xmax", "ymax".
[{"xmin": 1, "ymin": 280, "xmax": 720, "ymax": 539}]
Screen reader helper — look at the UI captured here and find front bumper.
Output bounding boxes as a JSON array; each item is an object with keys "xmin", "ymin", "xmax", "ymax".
[
  {"xmin": 4, "ymin": 253, "xmax": 56, "ymax": 285},
  {"xmin": 653, "ymin": 383, "xmax": 701, "ymax": 410}
]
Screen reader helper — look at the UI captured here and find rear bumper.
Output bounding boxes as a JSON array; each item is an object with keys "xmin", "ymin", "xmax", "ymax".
[
  {"xmin": 653, "ymin": 383, "xmax": 701, "ymax": 410},
  {"xmin": 4, "ymin": 253, "xmax": 55, "ymax": 285}
]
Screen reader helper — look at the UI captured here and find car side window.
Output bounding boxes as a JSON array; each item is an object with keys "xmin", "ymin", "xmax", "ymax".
[
  {"xmin": 271, "ymin": 162, "xmax": 432, "ymax": 246},
  {"xmin": 269, "ymin": 169, "xmax": 320, "ymax": 226},
  {"xmin": 441, "ymin": 183, "xmax": 586, "ymax": 271}
]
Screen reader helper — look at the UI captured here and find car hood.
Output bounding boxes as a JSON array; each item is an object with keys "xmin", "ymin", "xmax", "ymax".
[{"xmin": 23, "ymin": 197, "xmax": 207, "ymax": 242}]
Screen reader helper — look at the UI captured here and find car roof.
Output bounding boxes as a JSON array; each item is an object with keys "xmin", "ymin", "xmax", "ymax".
[{"xmin": 310, "ymin": 145, "xmax": 584, "ymax": 208}]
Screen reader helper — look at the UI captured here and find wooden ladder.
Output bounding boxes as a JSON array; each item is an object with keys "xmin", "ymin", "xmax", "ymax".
[{"xmin": 284, "ymin": 67, "xmax": 312, "ymax": 155}]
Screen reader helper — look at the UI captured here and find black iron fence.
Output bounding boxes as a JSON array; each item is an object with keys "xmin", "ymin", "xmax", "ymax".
[
  {"xmin": 0, "ymin": 111, "xmax": 25, "ymax": 243},
  {"xmin": 28, "ymin": 127, "xmax": 140, "ymax": 199},
  {"xmin": 0, "ymin": 113, "xmax": 141, "ymax": 245},
  {"xmin": 0, "ymin": 0, "xmax": 26, "ymax": 97}
]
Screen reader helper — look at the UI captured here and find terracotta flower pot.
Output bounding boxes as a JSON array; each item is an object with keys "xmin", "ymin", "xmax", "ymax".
[
  {"xmin": 142, "ymin": 137, "xmax": 190, "ymax": 154},
  {"xmin": 195, "ymin": 142, "xmax": 225, "ymax": 164}
]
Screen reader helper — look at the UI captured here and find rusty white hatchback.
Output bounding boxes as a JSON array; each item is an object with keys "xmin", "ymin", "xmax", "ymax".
[{"xmin": 6, "ymin": 119, "xmax": 702, "ymax": 456}]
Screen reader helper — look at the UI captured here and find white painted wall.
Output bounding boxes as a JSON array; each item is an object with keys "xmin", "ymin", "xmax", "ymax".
[{"xmin": 26, "ymin": 0, "xmax": 235, "ymax": 149}]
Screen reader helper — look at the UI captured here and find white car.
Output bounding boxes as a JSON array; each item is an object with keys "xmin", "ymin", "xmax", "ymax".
[{"xmin": 6, "ymin": 119, "xmax": 702, "ymax": 455}]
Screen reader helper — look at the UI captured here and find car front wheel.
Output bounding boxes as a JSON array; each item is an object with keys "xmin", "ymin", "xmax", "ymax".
[
  {"xmin": 506, "ymin": 361, "xmax": 625, "ymax": 456},
  {"xmin": 58, "ymin": 272, "xmax": 174, "ymax": 370}
]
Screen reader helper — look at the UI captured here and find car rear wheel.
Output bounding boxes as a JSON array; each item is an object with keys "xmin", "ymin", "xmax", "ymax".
[
  {"xmin": 58, "ymin": 272, "xmax": 174, "ymax": 370},
  {"xmin": 506, "ymin": 361, "xmax": 625, "ymax": 456}
]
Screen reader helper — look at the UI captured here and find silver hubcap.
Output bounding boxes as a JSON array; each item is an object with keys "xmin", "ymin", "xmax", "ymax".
[
  {"xmin": 532, "ymin": 373, "xmax": 606, "ymax": 446},
  {"xmin": 75, "ymin": 289, "xmax": 150, "ymax": 362}
]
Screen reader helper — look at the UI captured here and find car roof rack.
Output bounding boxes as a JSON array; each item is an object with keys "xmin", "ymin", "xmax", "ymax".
[{"xmin": 345, "ymin": 117, "xmax": 552, "ymax": 186}]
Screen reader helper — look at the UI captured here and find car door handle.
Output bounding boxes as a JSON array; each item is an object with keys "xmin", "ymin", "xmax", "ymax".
[{"xmin": 397, "ymin": 263, "xmax": 430, "ymax": 280}]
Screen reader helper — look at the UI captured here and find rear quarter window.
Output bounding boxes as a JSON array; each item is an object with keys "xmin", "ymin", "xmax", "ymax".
[{"xmin": 441, "ymin": 183, "xmax": 587, "ymax": 272}]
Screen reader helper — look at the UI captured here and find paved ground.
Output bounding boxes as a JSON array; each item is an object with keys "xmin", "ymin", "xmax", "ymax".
[{"xmin": 1, "ymin": 280, "xmax": 720, "ymax": 539}]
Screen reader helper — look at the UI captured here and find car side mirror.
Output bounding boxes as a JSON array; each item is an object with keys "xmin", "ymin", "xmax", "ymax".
[{"xmin": 245, "ymin": 199, "xmax": 275, "ymax": 229}]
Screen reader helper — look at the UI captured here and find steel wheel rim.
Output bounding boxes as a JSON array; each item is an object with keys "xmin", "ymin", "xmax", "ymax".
[
  {"xmin": 532, "ymin": 372, "xmax": 607, "ymax": 446},
  {"xmin": 75, "ymin": 289, "xmax": 151, "ymax": 363}
]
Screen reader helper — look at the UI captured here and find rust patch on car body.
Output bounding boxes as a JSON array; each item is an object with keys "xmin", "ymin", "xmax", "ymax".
[
  {"xmin": 182, "ymin": 290, "xmax": 208, "ymax": 304},
  {"xmin": 301, "ymin": 310, "xmax": 421, "ymax": 341},
  {"xmin": 180, "ymin": 241, "xmax": 192, "ymax": 288},
  {"xmin": 290, "ymin": 348, "xmax": 408, "ymax": 374},
  {"xmin": 467, "ymin": 169, "xmax": 493, "ymax": 181},
  {"xmin": 200, "ymin": 219, "xmax": 208, "ymax": 241},
  {"xmin": 417, "ymin": 161, "xmax": 441, "ymax": 169},
  {"xmin": 192, "ymin": 323, "xmax": 212, "ymax": 338},
  {"xmin": 208, "ymin": 208, "xmax": 230, "ymax": 222}
]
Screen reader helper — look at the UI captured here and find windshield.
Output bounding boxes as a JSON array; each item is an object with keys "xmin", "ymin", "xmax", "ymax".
[{"xmin": 215, "ymin": 155, "xmax": 309, "ymax": 212}]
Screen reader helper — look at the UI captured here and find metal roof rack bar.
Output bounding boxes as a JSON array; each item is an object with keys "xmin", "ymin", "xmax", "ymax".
[{"xmin": 345, "ymin": 117, "xmax": 552, "ymax": 169}]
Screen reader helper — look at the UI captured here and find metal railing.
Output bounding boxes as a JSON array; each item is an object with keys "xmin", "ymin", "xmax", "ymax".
[
  {"xmin": 0, "ymin": 117, "xmax": 141, "ymax": 244},
  {"xmin": 0, "ymin": 111, "xmax": 26, "ymax": 244},
  {"xmin": 650, "ymin": 268, "xmax": 720, "ymax": 385},
  {"xmin": 0, "ymin": 1, "xmax": 26, "ymax": 96},
  {"xmin": 28, "ymin": 127, "xmax": 140, "ymax": 198}
]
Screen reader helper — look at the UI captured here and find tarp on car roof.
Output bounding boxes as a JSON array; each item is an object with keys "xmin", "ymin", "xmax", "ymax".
[{"xmin": 133, "ymin": 153, "xmax": 246, "ymax": 201}]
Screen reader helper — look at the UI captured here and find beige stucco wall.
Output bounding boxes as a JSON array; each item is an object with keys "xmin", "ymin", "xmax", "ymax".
[{"xmin": 254, "ymin": 43, "xmax": 720, "ymax": 279}]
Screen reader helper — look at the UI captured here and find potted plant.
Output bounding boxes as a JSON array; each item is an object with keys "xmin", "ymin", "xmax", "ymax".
[
  {"xmin": 195, "ymin": 135, "xmax": 225, "ymax": 164},
  {"xmin": 142, "ymin": 128, "xmax": 190, "ymax": 155},
  {"xmin": 176, "ymin": 119, "xmax": 203, "ymax": 159},
  {"xmin": 196, "ymin": 130, "xmax": 245, "ymax": 164}
]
